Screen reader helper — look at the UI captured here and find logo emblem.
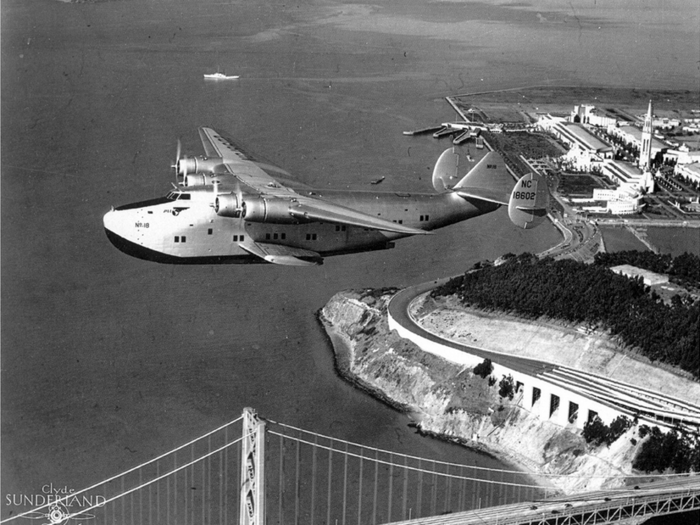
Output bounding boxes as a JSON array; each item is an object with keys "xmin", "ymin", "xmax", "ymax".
[{"xmin": 22, "ymin": 502, "xmax": 95, "ymax": 525}]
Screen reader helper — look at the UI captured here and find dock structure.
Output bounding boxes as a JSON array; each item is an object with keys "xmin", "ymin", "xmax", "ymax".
[
  {"xmin": 453, "ymin": 130, "xmax": 471, "ymax": 145},
  {"xmin": 432, "ymin": 126, "xmax": 461, "ymax": 138},
  {"xmin": 453, "ymin": 128, "xmax": 481, "ymax": 145},
  {"xmin": 402, "ymin": 125, "xmax": 443, "ymax": 136}
]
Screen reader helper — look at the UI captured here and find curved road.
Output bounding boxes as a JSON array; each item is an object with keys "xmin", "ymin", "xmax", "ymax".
[
  {"xmin": 389, "ymin": 279, "xmax": 558, "ymax": 377},
  {"xmin": 388, "ymin": 280, "xmax": 700, "ymax": 428}
]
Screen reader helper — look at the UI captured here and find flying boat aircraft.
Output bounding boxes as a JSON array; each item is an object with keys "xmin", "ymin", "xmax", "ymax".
[{"xmin": 103, "ymin": 128, "xmax": 549, "ymax": 266}]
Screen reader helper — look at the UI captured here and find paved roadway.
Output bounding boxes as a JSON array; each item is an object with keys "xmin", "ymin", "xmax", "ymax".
[
  {"xmin": 389, "ymin": 278, "xmax": 558, "ymax": 378},
  {"xmin": 385, "ymin": 475, "xmax": 700, "ymax": 525},
  {"xmin": 538, "ymin": 188, "xmax": 603, "ymax": 263},
  {"xmin": 388, "ymin": 281, "xmax": 700, "ymax": 428}
]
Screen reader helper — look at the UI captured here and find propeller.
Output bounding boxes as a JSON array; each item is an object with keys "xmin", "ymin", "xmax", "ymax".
[
  {"xmin": 212, "ymin": 178, "xmax": 220, "ymax": 207},
  {"xmin": 235, "ymin": 181, "xmax": 244, "ymax": 217},
  {"xmin": 234, "ymin": 181, "xmax": 246, "ymax": 239},
  {"xmin": 171, "ymin": 139, "xmax": 182, "ymax": 182}
]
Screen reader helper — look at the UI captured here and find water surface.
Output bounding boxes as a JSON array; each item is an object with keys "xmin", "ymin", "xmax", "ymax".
[{"xmin": 2, "ymin": 0, "xmax": 696, "ymax": 509}]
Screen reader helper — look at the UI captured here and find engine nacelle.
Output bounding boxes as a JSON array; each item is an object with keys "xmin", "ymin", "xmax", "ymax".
[
  {"xmin": 215, "ymin": 194, "xmax": 243, "ymax": 218},
  {"xmin": 215, "ymin": 194, "xmax": 300, "ymax": 224},
  {"xmin": 177, "ymin": 156, "xmax": 224, "ymax": 178},
  {"xmin": 243, "ymin": 197, "xmax": 299, "ymax": 224},
  {"xmin": 184, "ymin": 174, "xmax": 217, "ymax": 187}
]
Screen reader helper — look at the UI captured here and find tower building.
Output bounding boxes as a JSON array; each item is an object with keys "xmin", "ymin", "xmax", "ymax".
[{"xmin": 639, "ymin": 100, "xmax": 653, "ymax": 171}]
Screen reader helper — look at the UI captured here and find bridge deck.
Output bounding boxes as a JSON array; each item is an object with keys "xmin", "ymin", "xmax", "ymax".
[{"xmin": 385, "ymin": 477, "xmax": 700, "ymax": 525}]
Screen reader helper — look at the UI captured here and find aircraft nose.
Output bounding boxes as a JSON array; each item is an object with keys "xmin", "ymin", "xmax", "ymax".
[
  {"xmin": 103, "ymin": 207, "xmax": 132, "ymax": 243},
  {"xmin": 103, "ymin": 207, "xmax": 119, "ymax": 235}
]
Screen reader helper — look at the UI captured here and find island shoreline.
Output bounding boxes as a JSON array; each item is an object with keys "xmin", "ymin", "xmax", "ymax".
[
  {"xmin": 316, "ymin": 306, "xmax": 558, "ymax": 496},
  {"xmin": 317, "ymin": 287, "xmax": 687, "ymax": 495}
]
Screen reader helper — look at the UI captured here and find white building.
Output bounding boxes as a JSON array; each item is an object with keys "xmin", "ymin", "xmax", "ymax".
[
  {"xmin": 653, "ymin": 116, "xmax": 681, "ymax": 130},
  {"xmin": 675, "ymin": 162, "xmax": 700, "ymax": 184},
  {"xmin": 539, "ymin": 115, "xmax": 614, "ymax": 170},
  {"xmin": 682, "ymin": 118, "xmax": 700, "ymax": 133},
  {"xmin": 607, "ymin": 198, "xmax": 642, "ymax": 215},
  {"xmin": 611, "ymin": 265, "xmax": 669, "ymax": 286},
  {"xmin": 665, "ymin": 143, "xmax": 700, "ymax": 166},
  {"xmin": 571, "ymin": 105, "xmax": 619, "ymax": 128},
  {"xmin": 591, "ymin": 185, "xmax": 645, "ymax": 215},
  {"xmin": 602, "ymin": 160, "xmax": 653, "ymax": 191},
  {"xmin": 607, "ymin": 125, "xmax": 667, "ymax": 160}
]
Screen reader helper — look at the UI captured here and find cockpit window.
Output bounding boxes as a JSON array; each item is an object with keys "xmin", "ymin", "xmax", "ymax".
[{"xmin": 166, "ymin": 192, "xmax": 192, "ymax": 200}]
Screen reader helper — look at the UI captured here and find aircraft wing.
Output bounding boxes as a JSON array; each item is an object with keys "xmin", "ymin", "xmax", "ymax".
[
  {"xmin": 198, "ymin": 127, "xmax": 429, "ymax": 236},
  {"xmin": 288, "ymin": 196, "xmax": 430, "ymax": 235},
  {"xmin": 199, "ymin": 127, "xmax": 299, "ymax": 194}
]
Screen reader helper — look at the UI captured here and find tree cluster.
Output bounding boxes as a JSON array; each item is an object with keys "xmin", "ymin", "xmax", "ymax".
[
  {"xmin": 498, "ymin": 375, "xmax": 515, "ymax": 400},
  {"xmin": 432, "ymin": 254, "xmax": 700, "ymax": 378},
  {"xmin": 473, "ymin": 358, "xmax": 493, "ymax": 379},
  {"xmin": 633, "ymin": 426, "xmax": 700, "ymax": 473},
  {"xmin": 582, "ymin": 415, "xmax": 632, "ymax": 447}
]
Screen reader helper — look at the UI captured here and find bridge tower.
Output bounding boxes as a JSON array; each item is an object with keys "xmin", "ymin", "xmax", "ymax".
[{"xmin": 240, "ymin": 407, "xmax": 266, "ymax": 525}]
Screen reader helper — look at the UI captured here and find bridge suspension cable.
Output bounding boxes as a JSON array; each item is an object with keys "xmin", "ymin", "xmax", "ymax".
[
  {"xmin": 5, "ymin": 408, "xmax": 697, "ymax": 525},
  {"xmin": 269, "ymin": 430, "xmax": 537, "ymax": 489},
  {"xmin": 264, "ymin": 418, "xmax": 547, "ymax": 525},
  {"xmin": 268, "ymin": 418, "xmax": 694, "ymax": 481},
  {"xmin": 1, "ymin": 415, "xmax": 245, "ymax": 525}
]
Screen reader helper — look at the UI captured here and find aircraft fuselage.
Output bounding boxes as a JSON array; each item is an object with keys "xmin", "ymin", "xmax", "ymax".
[{"xmin": 103, "ymin": 186, "xmax": 499, "ymax": 264}]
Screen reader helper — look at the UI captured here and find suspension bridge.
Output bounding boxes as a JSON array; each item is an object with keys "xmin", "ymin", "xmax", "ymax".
[{"xmin": 3, "ymin": 408, "xmax": 699, "ymax": 525}]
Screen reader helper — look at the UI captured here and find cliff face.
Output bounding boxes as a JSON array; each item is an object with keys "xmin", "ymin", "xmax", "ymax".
[{"xmin": 319, "ymin": 289, "xmax": 646, "ymax": 495}]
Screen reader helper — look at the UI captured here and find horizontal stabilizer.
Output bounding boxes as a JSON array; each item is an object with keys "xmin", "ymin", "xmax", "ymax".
[
  {"xmin": 452, "ymin": 151, "xmax": 514, "ymax": 205},
  {"xmin": 240, "ymin": 241, "xmax": 322, "ymax": 266},
  {"xmin": 507, "ymin": 172, "xmax": 550, "ymax": 229},
  {"xmin": 290, "ymin": 197, "xmax": 430, "ymax": 236}
]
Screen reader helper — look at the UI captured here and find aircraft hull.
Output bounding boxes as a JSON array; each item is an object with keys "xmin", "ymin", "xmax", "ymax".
[{"xmin": 103, "ymin": 189, "xmax": 499, "ymax": 264}]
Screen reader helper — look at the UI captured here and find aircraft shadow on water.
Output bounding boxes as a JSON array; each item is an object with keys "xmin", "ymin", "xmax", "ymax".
[{"xmin": 104, "ymin": 128, "xmax": 549, "ymax": 266}]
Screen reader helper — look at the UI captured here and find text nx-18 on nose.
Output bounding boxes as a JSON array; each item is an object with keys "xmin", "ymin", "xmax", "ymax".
[{"xmin": 104, "ymin": 128, "xmax": 549, "ymax": 266}]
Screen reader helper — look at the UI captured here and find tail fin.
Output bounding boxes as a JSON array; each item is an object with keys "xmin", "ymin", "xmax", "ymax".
[
  {"xmin": 432, "ymin": 148, "xmax": 549, "ymax": 229},
  {"xmin": 507, "ymin": 172, "xmax": 549, "ymax": 229},
  {"xmin": 452, "ymin": 151, "xmax": 515, "ymax": 205},
  {"xmin": 431, "ymin": 148, "xmax": 460, "ymax": 193}
]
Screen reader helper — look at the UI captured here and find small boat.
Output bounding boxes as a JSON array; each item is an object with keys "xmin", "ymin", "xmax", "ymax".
[
  {"xmin": 203, "ymin": 72, "xmax": 239, "ymax": 80},
  {"xmin": 370, "ymin": 176, "xmax": 385, "ymax": 185}
]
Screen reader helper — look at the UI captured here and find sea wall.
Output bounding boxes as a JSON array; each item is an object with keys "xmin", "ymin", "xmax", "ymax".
[{"xmin": 319, "ymin": 289, "xmax": 650, "ymax": 495}]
